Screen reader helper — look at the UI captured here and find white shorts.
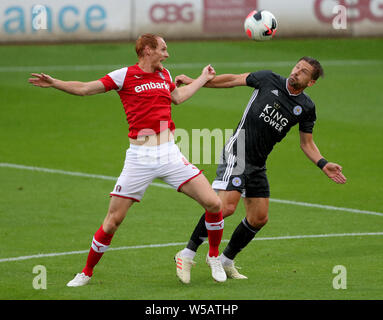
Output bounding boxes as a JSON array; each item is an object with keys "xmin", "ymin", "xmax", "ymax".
[{"xmin": 110, "ymin": 141, "xmax": 202, "ymax": 202}]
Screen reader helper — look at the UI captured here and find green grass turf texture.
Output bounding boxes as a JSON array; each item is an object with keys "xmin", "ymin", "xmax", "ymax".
[{"xmin": 0, "ymin": 38, "xmax": 382, "ymax": 300}]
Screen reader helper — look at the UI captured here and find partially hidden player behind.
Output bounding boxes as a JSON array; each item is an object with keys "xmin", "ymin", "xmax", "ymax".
[
  {"xmin": 28, "ymin": 34, "xmax": 227, "ymax": 286},
  {"xmin": 173, "ymin": 57, "xmax": 347, "ymax": 281}
]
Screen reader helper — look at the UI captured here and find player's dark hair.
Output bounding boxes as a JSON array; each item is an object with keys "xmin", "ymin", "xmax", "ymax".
[
  {"xmin": 299, "ymin": 57, "xmax": 324, "ymax": 80},
  {"xmin": 136, "ymin": 34, "xmax": 160, "ymax": 58}
]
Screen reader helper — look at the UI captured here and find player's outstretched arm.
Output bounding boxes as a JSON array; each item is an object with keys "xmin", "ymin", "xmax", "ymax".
[
  {"xmin": 205, "ymin": 73, "xmax": 249, "ymax": 88},
  {"xmin": 171, "ymin": 65, "xmax": 215, "ymax": 105},
  {"xmin": 299, "ymin": 131, "xmax": 347, "ymax": 184},
  {"xmin": 175, "ymin": 72, "xmax": 249, "ymax": 88},
  {"xmin": 28, "ymin": 73, "xmax": 105, "ymax": 96}
]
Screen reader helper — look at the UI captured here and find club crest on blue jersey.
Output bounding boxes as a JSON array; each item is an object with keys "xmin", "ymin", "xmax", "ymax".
[{"xmin": 293, "ymin": 105, "xmax": 302, "ymax": 115}]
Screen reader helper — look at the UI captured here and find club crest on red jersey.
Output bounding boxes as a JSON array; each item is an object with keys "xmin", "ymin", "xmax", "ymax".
[{"xmin": 158, "ymin": 71, "xmax": 165, "ymax": 80}]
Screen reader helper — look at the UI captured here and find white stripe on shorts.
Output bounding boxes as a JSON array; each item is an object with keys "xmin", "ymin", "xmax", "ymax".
[
  {"xmin": 212, "ymin": 180, "xmax": 229, "ymax": 190},
  {"xmin": 223, "ymin": 153, "xmax": 236, "ymax": 183}
]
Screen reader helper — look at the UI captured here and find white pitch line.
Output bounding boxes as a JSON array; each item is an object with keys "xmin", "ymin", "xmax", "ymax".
[
  {"xmin": 0, "ymin": 162, "xmax": 117, "ymax": 181},
  {"xmin": 269, "ymin": 199, "xmax": 383, "ymax": 217},
  {"xmin": 0, "ymin": 162, "xmax": 168, "ymax": 189},
  {"xmin": 3, "ymin": 60, "xmax": 383, "ymax": 73},
  {"xmin": 1, "ymin": 232, "xmax": 382, "ymax": 263},
  {"xmin": 1, "ymin": 162, "xmax": 382, "ymax": 217}
]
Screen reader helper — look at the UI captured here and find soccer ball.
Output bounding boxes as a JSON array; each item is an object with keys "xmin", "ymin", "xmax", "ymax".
[{"xmin": 244, "ymin": 10, "xmax": 277, "ymax": 41}]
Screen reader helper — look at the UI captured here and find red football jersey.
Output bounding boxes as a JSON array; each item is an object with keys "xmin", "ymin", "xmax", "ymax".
[{"xmin": 99, "ymin": 64, "xmax": 176, "ymax": 139}]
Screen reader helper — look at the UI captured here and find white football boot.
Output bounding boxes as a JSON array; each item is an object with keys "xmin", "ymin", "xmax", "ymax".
[
  {"xmin": 174, "ymin": 251, "xmax": 196, "ymax": 284},
  {"xmin": 66, "ymin": 272, "xmax": 91, "ymax": 287},
  {"xmin": 206, "ymin": 254, "xmax": 227, "ymax": 282},
  {"xmin": 223, "ymin": 263, "xmax": 248, "ymax": 279}
]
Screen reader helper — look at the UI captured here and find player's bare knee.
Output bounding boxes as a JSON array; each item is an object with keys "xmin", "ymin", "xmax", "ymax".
[
  {"xmin": 223, "ymin": 203, "xmax": 237, "ymax": 217},
  {"xmin": 205, "ymin": 196, "xmax": 222, "ymax": 213},
  {"xmin": 247, "ymin": 215, "xmax": 268, "ymax": 229},
  {"xmin": 259, "ymin": 216, "xmax": 269, "ymax": 227},
  {"xmin": 104, "ymin": 210, "xmax": 125, "ymax": 233},
  {"xmin": 104, "ymin": 217, "xmax": 123, "ymax": 234}
]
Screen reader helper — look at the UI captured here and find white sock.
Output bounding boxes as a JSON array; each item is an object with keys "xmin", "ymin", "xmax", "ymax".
[
  {"xmin": 181, "ymin": 248, "xmax": 196, "ymax": 259},
  {"xmin": 219, "ymin": 253, "xmax": 234, "ymax": 266}
]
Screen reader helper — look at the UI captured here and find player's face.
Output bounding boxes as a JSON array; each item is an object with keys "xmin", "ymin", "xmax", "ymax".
[
  {"xmin": 288, "ymin": 60, "xmax": 316, "ymax": 90},
  {"xmin": 151, "ymin": 37, "xmax": 169, "ymax": 71}
]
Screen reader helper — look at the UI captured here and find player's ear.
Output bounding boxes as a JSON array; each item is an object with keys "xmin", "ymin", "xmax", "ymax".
[{"xmin": 143, "ymin": 45, "xmax": 152, "ymax": 56}]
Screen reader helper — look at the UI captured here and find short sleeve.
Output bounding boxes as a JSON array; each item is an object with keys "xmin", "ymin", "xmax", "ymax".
[
  {"xmin": 99, "ymin": 67, "xmax": 128, "ymax": 92},
  {"xmin": 163, "ymin": 68, "xmax": 176, "ymax": 92},
  {"xmin": 99, "ymin": 75, "xmax": 119, "ymax": 92},
  {"xmin": 246, "ymin": 70, "xmax": 273, "ymax": 88},
  {"xmin": 299, "ymin": 104, "xmax": 317, "ymax": 133}
]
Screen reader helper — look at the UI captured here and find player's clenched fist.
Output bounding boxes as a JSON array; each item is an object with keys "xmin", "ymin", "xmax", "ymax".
[
  {"xmin": 175, "ymin": 74, "xmax": 193, "ymax": 87},
  {"xmin": 202, "ymin": 64, "xmax": 216, "ymax": 81}
]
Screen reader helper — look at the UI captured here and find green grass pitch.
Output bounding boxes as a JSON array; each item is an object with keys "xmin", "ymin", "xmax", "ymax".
[{"xmin": 0, "ymin": 38, "xmax": 382, "ymax": 300}]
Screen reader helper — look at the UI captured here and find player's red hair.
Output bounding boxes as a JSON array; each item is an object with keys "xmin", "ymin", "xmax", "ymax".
[{"xmin": 135, "ymin": 34, "xmax": 160, "ymax": 58}]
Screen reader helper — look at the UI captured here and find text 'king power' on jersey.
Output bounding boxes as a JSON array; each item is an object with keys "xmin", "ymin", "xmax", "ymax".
[{"xmin": 231, "ymin": 70, "xmax": 316, "ymax": 166}]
